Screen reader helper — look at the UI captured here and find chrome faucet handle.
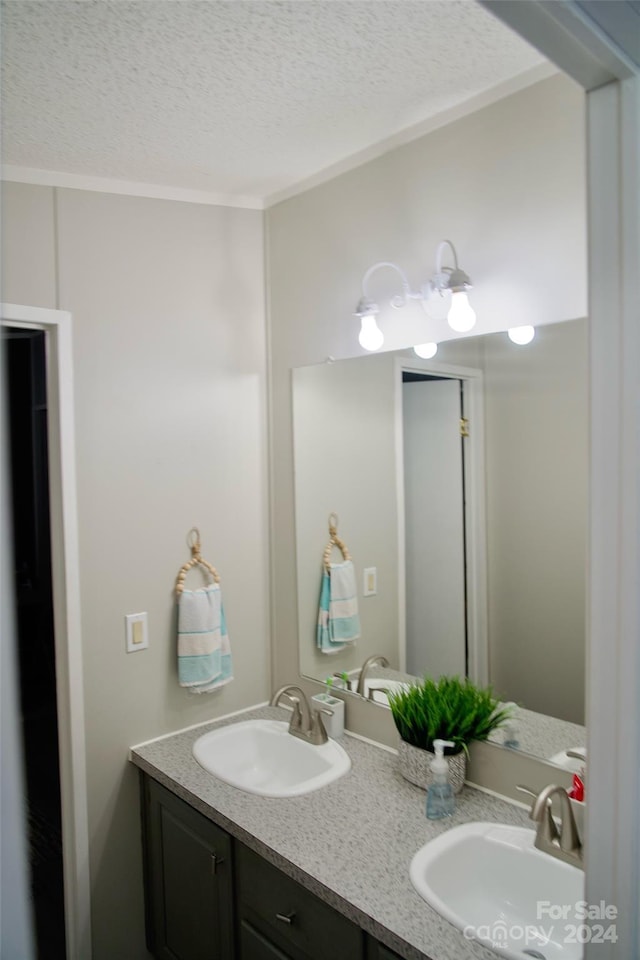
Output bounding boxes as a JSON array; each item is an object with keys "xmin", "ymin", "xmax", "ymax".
[
  {"xmin": 355, "ymin": 655, "xmax": 390, "ymax": 696},
  {"xmin": 516, "ymin": 784, "xmax": 538, "ymax": 801},
  {"xmin": 517, "ymin": 784, "xmax": 559, "ymax": 845},
  {"xmin": 526, "ymin": 784, "xmax": 583, "ymax": 867},
  {"xmin": 270, "ymin": 685, "xmax": 311, "ymax": 735},
  {"xmin": 270, "ymin": 684, "xmax": 329, "ymax": 745},
  {"xmin": 309, "ymin": 708, "xmax": 330, "ymax": 745}
]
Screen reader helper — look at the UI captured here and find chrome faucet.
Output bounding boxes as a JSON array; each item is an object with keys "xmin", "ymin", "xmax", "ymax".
[
  {"xmin": 270, "ymin": 684, "xmax": 331, "ymax": 745},
  {"xmin": 518, "ymin": 784, "xmax": 583, "ymax": 869},
  {"xmin": 355, "ymin": 655, "xmax": 390, "ymax": 697}
]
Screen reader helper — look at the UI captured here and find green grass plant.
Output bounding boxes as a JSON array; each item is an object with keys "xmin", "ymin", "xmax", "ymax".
[{"xmin": 387, "ymin": 675, "xmax": 512, "ymax": 755}]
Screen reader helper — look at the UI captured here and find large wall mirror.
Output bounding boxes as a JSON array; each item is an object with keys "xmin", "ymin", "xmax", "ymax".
[{"xmin": 292, "ymin": 318, "xmax": 587, "ymax": 766}]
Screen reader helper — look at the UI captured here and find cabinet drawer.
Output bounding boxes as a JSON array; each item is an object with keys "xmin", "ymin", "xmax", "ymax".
[
  {"xmin": 239, "ymin": 917, "xmax": 294, "ymax": 959},
  {"xmin": 236, "ymin": 843, "xmax": 364, "ymax": 960}
]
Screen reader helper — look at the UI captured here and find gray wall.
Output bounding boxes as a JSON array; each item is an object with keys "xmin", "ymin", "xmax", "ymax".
[
  {"xmin": 293, "ymin": 353, "xmax": 399, "ymax": 680},
  {"xmin": 2, "ymin": 182, "xmax": 268, "ymax": 958},
  {"xmin": 482, "ymin": 319, "xmax": 587, "ymax": 722},
  {"xmin": 268, "ymin": 73, "xmax": 587, "ymax": 739}
]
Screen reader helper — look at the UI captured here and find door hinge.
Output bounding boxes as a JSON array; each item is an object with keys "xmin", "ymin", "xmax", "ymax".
[{"xmin": 460, "ymin": 418, "xmax": 470, "ymax": 438}]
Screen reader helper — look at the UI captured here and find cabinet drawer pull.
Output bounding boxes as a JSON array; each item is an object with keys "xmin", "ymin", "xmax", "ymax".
[
  {"xmin": 275, "ymin": 911, "xmax": 296, "ymax": 924},
  {"xmin": 210, "ymin": 854, "xmax": 225, "ymax": 875}
]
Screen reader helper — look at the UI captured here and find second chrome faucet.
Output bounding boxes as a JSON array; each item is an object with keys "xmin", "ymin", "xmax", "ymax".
[{"xmin": 518, "ymin": 783, "xmax": 583, "ymax": 869}]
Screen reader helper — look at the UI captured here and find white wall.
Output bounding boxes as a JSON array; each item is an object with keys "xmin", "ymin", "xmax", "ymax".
[
  {"xmin": 482, "ymin": 319, "xmax": 587, "ymax": 723},
  {"xmin": 268, "ymin": 73, "xmax": 587, "ymax": 736},
  {"xmin": 293, "ymin": 354, "xmax": 399, "ymax": 680},
  {"xmin": 2, "ymin": 182, "xmax": 269, "ymax": 958}
]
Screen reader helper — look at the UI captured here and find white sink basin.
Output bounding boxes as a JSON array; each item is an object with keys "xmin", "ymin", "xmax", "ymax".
[
  {"xmin": 350, "ymin": 677, "xmax": 410, "ymax": 705},
  {"xmin": 192, "ymin": 719, "xmax": 351, "ymax": 798},
  {"xmin": 548, "ymin": 748, "xmax": 586, "ymax": 773},
  {"xmin": 410, "ymin": 822, "xmax": 584, "ymax": 960}
]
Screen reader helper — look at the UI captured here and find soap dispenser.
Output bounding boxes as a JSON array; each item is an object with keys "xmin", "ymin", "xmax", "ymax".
[{"xmin": 426, "ymin": 739, "xmax": 456, "ymax": 820}]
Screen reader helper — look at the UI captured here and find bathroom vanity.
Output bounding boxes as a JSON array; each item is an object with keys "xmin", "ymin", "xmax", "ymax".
[{"xmin": 131, "ymin": 705, "xmax": 532, "ymax": 960}]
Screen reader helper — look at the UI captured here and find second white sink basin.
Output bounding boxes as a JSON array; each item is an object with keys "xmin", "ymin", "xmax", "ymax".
[
  {"xmin": 350, "ymin": 677, "xmax": 410, "ymax": 705},
  {"xmin": 410, "ymin": 822, "xmax": 585, "ymax": 960},
  {"xmin": 548, "ymin": 748, "xmax": 586, "ymax": 773},
  {"xmin": 192, "ymin": 719, "xmax": 351, "ymax": 798}
]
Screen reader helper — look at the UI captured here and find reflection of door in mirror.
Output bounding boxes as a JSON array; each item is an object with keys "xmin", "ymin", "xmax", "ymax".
[
  {"xmin": 293, "ymin": 319, "xmax": 586, "ymax": 729},
  {"xmin": 403, "ymin": 376, "xmax": 467, "ymax": 679}
]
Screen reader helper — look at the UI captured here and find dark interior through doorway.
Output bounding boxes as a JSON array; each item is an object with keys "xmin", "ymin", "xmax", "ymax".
[{"xmin": 3, "ymin": 326, "xmax": 66, "ymax": 959}]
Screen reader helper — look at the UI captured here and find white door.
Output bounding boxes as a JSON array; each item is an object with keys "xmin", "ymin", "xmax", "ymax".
[{"xmin": 403, "ymin": 378, "xmax": 467, "ymax": 678}]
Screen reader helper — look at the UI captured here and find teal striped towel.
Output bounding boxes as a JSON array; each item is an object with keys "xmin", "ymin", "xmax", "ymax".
[
  {"xmin": 317, "ymin": 560, "xmax": 360, "ymax": 654},
  {"xmin": 178, "ymin": 583, "xmax": 233, "ymax": 692}
]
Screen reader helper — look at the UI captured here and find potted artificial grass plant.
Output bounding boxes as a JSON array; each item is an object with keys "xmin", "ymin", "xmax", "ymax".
[{"xmin": 387, "ymin": 675, "xmax": 512, "ymax": 794}]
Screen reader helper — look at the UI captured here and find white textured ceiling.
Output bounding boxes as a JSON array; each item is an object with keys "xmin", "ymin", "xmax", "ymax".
[{"xmin": 1, "ymin": 1, "xmax": 547, "ymax": 204}]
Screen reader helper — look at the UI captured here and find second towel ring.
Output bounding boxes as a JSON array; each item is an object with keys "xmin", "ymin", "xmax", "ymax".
[{"xmin": 323, "ymin": 513, "xmax": 351, "ymax": 572}]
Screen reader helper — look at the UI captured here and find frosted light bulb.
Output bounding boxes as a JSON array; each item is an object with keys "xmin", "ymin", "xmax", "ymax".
[
  {"xmin": 447, "ymin": 291, "xmax": 476, "ymax": 333},
  {"xmin": 508, "ymin": 325, "xmax": 535, "ymax": 345},
  {"xmin": 413, "ymin": 342, "xmax": 438, "ymax": 359},
  {"xmin": 358, "ymin": 315, "xmax": 384, "ymax": 351}
]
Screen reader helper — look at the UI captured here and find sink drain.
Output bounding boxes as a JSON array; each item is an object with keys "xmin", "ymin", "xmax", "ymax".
[{"xmin": 523, "ymin": 951, "xmax": 547, "ymax": 959}]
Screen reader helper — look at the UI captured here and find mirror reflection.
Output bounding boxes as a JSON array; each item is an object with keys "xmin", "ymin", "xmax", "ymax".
[{"xmin": 293, "ymin": 319, "xmax": 587, "ymax": 761}]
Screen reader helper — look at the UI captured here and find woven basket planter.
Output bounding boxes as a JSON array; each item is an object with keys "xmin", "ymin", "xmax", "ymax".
[{"xmin": 397, "ymin": 739, "xmax": 466, "ymax": 794}]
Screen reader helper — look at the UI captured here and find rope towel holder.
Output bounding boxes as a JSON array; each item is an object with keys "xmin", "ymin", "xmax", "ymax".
[
  {"xmin": 175, "ymin": 527, "xmax": 220, "ymax": 597},
  {"xmin": 323, "ymin": 512, "xmax": 352, "ymax": 573}
]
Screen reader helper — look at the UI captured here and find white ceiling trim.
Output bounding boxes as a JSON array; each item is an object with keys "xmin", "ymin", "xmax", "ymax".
[
  {"xmin": 265, "ymin": 62, "xmax": 559, "ymax": 207},
  {"xmin": 0, "ymin": 165, "xmax": 265, "ymax": 211},
  {"xmin": 1, "ymin": 62, "xmax": 557, "ymax": 211}
]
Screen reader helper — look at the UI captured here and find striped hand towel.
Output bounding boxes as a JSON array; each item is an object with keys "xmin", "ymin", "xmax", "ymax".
[
  {"xmin": 317, "ymin": 560, "xmax": 361, "ymax": 654},
  {"xmin": 178, "ymin": 583, "xmax": 233, "ymax": 693}
]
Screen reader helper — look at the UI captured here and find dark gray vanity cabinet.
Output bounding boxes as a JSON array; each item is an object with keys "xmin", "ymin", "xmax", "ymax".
[
  {"xmin": 366, "ymin": 941, "xmax": 403, "ymax": 960},
  {"xmin": 141, "ymin": 775, "xmax": 234, "ymax": 960},
  {"xmin": 140, "ymin": 773, "xmax": 404, "ymax": 960}
]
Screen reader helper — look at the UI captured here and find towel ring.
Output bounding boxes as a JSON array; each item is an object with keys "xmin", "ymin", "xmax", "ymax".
[
  {"xmin": 175, "ymin": 527, "xmax": 220, "ymax": 596},
  {"xmin": 323, "ymin": 513, "xmax": 351, "ymax": 572}
]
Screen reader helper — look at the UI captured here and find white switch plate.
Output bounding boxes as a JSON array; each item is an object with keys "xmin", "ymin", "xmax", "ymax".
[
  {"xmin": 363, "ymin": 567, "xmax": 377, "ymax": 597},
  {"xmin": 125, "ymin": 612, "xmax": 149, "ymax": 652}
]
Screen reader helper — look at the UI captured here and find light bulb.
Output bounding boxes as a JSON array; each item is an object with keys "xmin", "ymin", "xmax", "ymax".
[
  {"xmin": 508, "ymin": 325, "xmax": 535, "ymax": 345},
  {"xmin": 413, "ymin": 342, "xmax": 438, "ymax": 359},
  {"xmin": 358, "ymin": 314, "xmax": 384, "ymax": 351},
  {"xmin": 447, "ymin": 291, "xmax": 476, "ymax": 333}
]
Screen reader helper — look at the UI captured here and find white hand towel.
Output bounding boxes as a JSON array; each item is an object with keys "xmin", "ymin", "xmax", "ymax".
[
  {"xmin": 317, "ymin": 560, "xmax": 361, "ymax": 654},
  {"xmin": 178, "ymin": 583, "xmax": 233, "ymax": 692}
]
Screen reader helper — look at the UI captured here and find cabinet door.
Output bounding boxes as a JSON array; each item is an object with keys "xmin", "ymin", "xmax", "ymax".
[
  {"xmin": 141, "ymin": 774, "xmax": 234, "ymax": 960},
  {"xmin": 366, "ymin": 936, "xmax": 403, "ymax": 960}
]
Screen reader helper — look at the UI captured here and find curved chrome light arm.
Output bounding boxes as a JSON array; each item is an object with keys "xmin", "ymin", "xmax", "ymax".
[
  {"xmin": 432, "ymin": 239, "xmax": 472, "ymax": 295},
  {"xmin": 358, "ymin": 261, "xmax": 415, "ymax": 312}
]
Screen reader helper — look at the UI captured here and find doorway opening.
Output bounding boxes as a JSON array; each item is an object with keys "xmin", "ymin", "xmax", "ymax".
[
  {"xmin": 395, "ymin": 357, "xmax": 488, "ymax": 688},
  {"xmin": 3, "ymin": 326, "xmax": 66, "ymax": 958},
  {"xmin": 402, "ymin": 372, "xmax": 469, "ymax": 679}
]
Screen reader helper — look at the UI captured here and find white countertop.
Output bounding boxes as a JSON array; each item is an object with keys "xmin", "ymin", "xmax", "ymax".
[{"xmin": 130, "ymin": 704, "xmax": 533, "ymax": 960}]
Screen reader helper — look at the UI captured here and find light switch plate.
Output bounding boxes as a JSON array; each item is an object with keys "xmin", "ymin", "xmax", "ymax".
[
  {"xmin": 125, "ymin": 612, "xmax": 148, "ymax": 652},
  {"xmin": 363, "ymin": 567, "xmax": 377, "ymax": 597}
]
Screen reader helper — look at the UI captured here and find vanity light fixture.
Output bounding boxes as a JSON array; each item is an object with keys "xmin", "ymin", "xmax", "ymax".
[
  {"xmin": 413, "ymin": 342, "xmax": 438, "ymax": 359},
  {"xmin": 354, "ymin": 240, "xmax": 476, "ymax": 351},
  {"xmin": 508, "ymin": 325, "xmax": 536, "ymax": 345}
]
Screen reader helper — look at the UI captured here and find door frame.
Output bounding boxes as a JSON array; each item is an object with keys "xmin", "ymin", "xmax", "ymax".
[
  {"xmin": 394, "ymin": 357, "xmax": 488, "ymax": 686},
  {"xmin": 480, "ymin": 4, "xmax": 639, "ymax": 955},
  {"xmin": 2, "ymin": 303, "xmax": 91, "ymax": 959}
]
